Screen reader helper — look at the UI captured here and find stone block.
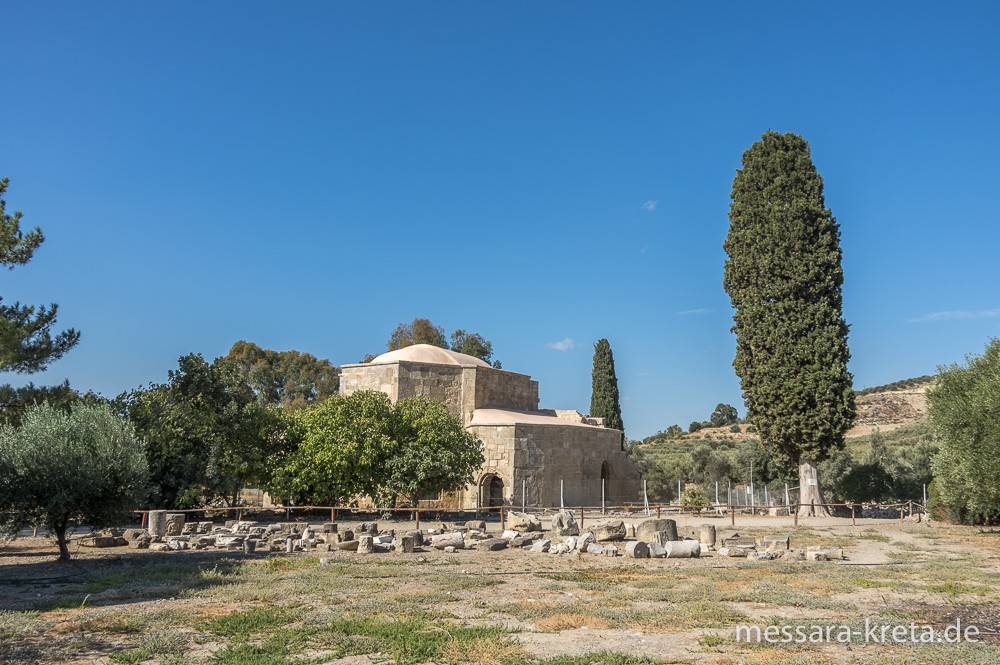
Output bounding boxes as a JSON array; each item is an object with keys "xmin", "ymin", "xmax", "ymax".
[
  {"xmin": 648, "ymin": 542, "xmax": 667, "ymax": 558},
  {"xmin": 477, "ymin": 538, "xmax": 508, "ymax": 551},
  {"xmin": 147, "ymin": 510, "xmax": 167, "ymax": 538},
  {"xmin": 762, "ymin": 534, "xmax": 790, "ymax": 551},
  {"xmin": 431, "ymin": 532, "xmax": 466, "ymax": 550},
  {"xmin": 636, "ymin": 519, "xmax": 677, "ymax": 543},
  {"xmin": 591, "ymin": 520, "xmax": 626, "ymax": 541},
  {"xmin": 625, "ymin": 541, "xmax": 650, "ymax": 558},
  {"xmin": 357, "ymin": 535, "xmax": 374, "ymax": 554},
  {"xmin": 165, "ymin": 513, "xmax": 186, "ymax": 537},
  {"xmin": 397, "ymin": 535, "xmax": 416, "ymax": 553},
  {"xmin": 700, "ymin": 524, "xmax": 717, "ymax": 549},
  {"xmin": 337, "ymin": 540, "xmax": 360, "ymax": 552},
  {"xmin": 466, "ymin": 520, "xmax": 486, "ymax": 531}
]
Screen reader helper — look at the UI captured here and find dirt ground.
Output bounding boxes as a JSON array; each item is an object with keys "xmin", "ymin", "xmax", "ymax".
[{"xmin": 2, "ymin": 511, "xmax": 999, "ymax": 664}]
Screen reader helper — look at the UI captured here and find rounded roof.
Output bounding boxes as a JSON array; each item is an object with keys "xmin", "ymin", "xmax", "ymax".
[{"xmin": 367, "ymin": 344, "xmax": 491, "ymax": 368}]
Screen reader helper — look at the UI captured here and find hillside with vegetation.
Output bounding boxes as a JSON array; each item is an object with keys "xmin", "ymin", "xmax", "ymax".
[{"xmin": 631, "ymin": 376, "xmax": 938, "ymax": 506}]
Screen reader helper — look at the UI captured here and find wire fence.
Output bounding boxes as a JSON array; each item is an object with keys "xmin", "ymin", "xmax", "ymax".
[{"xmin": 129, "ymin": 498, "xmax": 925, "ymax": 533}]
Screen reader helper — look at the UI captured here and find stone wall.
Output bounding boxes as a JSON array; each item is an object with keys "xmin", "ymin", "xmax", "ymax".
[
  {"xmin": 466, "ymin": 424, "xmax": 517, "ymax": 508},
  {"xmin": 515, "ymin": 423, "xmax": 639, "ymax": 508},
  {"xmin": 339, "ymin": 363, "xmax": 399, "ymax": 401},
  {"xmin": 472, "ymin": 368, "xmax": 539, "ymax": 413},
  {"xmin": 395, "ymin": 362, "xmax": 466, "ymax": 418}
]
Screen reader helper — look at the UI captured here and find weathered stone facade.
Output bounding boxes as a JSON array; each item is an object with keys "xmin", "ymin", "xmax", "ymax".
[{"xmin": 340, "ymin": 345, "xmax": 640, "ymax": 509}]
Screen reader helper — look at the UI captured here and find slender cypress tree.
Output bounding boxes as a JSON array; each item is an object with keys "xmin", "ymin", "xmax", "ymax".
[
  {"xmin": 723, "ymin": 131, "xmax": 855, "ymax": 516},
  {"xmin": 590, "ymin": 338, "xmax": 624, "ymax": 435}
]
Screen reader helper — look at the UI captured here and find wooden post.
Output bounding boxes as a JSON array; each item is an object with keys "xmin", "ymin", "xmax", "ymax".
[
  {"xmin": 141, "ymin": 511, "xmax": 148, "ymax": 529},
  {"xmin": 237, "ymin": 509, "xmax": 243, "ymax": 522},
  {"xmin": 657, "ymin": 505, "xmax": 661, "ymax": 519},
  {"xmin": 579, "ymin": 507, "xmax": 584, "ymax": 531},
  {"xmin": 908, "ymin": 500, "xmax": 913, "ymax": 519},
  {"xmin": 851, "ymin": 504, "xmax": 856, "ymax": 526},
  {"xmin": 500, "ymin": 505, "xmax": 506, "ymax": 531},
  {"xmin": 899, "ymin": 504, "xmax": 904, "ymax": 523},
  {"xmin": 731, "ymin": 504, "xmax": 735, "ymax": 527},
  {"xmin": 415, "ymin": 508, "xmax": 420, "ymax": 531},
  {"xmin": 793, "ymin": 506, "xmax": 799, "ymax": 528}
]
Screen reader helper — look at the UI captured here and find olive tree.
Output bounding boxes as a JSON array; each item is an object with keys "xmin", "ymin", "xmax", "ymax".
[
  {"xmin": 0, "ymin": 403, "xmax": 148, "ymax": 561},
  {"xmin": 928, "ymin": 339, "xmax": 1000, "ymax": 524}
]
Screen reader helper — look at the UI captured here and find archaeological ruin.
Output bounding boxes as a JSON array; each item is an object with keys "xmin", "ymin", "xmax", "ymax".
[{"xmin": 339, "ymin": 344, "xmax": 641, "ymax": 510}]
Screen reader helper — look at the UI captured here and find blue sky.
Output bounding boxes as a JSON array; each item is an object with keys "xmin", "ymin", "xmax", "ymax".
[{"xmin": 3, "ymin": 2, "xmax": 998, "ymax": 438}]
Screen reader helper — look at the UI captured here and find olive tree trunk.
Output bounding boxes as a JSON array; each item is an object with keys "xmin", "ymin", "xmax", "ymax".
[
  {"xmin": 797, "ymin": 458, "xmax": 829, "ymax": 517},
  {"xmin": 54, "ymin": 523, "xmax": 71, "ymax": 562}
]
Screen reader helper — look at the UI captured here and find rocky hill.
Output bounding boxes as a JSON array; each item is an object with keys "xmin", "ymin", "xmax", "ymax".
[{"xmin": 846, "ymin": 381, "xmax": 931, "ymax": 437}]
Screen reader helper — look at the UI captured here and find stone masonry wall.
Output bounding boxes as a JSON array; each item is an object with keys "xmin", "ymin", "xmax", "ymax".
[
  {"xmin": 339, "ymin": 364, "xmax": 400, "ymax": 401},
  {"xmin": 395, "ymin": 362, "xmax": 466, "ymax": 419},
  {"xmin": 515, "ymin": 424, "xmax": 640, "ymax": 508},
  {"xmin": 472, "ymin": 368, "xmax": 539, "ymax": 413}
]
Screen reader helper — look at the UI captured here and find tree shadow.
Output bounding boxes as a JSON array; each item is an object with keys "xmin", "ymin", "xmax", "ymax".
[{"xmin": 0, "ymin": 539, "xmax": 255, "ymax": 611}]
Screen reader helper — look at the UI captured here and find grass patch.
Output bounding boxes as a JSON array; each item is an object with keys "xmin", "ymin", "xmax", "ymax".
[{"xmin": 204, "ymin": 605, "xmax": 304, "ymax": 637}]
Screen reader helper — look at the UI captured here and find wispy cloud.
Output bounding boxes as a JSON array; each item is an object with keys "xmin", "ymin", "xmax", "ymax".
[
  {"xmin": 908, "ymin": 308, "xmax": 1000, "ymax": 323},
  {"xmin": 641, "ymin": 200, "xmax": 658, "ymax": 212},
  {"xmin": 546, "ymin": 337, "xmax": 576, "ymax": 351},
  {"xmin": 677, "ymin": 308, "xmax": 711, "ymax": 316}
]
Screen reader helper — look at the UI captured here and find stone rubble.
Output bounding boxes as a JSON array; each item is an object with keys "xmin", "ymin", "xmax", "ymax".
[{"xmin": 85, "ymin": 512, "xmax": 844, "ymax": 565}]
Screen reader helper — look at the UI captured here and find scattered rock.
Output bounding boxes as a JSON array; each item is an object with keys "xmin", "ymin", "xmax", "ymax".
[
  {"xmin": 507, "ymin": 511, "xmax": 543, "ymax": 533},
  {"xmin": 337, "ymin": 540, "xmax": 360, "ymax": 552},
  {"xmin": 357, "ymin": 535, "xmax": 374, "ymax": 554},
  {"xmin": 625, "ymin": 541, "xmax": 650, "ymax": 558},
  {"xmin": 466, "ymin": 520, "xmax": 486, "ymax": 531},
  {"xmin": 648, "ymin": 542, "xmax": 667, "ymax": 558},
  {"xmin": 551, "ymin": 511, "xmax": 580, "ymax": 537},
  {"xmin": 586, "ymin": 542, "xmax": 604, "ymax": 555},
  {"xmin": 530, "ymin": 539, "xmax": 552, "ymax": 553},
  {"xmin": 477, "ymin": 538, "xmax": 508, "ymax": 551}
]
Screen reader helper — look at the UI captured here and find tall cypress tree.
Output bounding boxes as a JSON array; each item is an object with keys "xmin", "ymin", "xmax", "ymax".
[
  {"xmin": 723, "ymin": 132, "xmax": 855, "ymax": 516},
  {"xmin": 590, "ymin": 338, "xmax": 624, "ymax": 435}
]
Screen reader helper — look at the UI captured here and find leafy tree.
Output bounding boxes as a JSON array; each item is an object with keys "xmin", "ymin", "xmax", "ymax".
[
  {"xmin": 386, "ymin": 398, "xmax": 486, "ymax": 504},
  {"xmin": 0, "ymin": 403, "xmax": 147, "ymax": 561},
  {"xmin": 449, "ymin": 329, "xmax": 497, "ymax": 365},
  {"xmin": 119, "ymin": 354, "xmax": 292, "ymax": 508},
  {"xmin": 928, "ymin": 339, "xmax": 1000, "ymax": 524},
  {"xmin": 221, "ymin": 340, "xmax": 339, "ymax": 410},
  {"xmin": 688, "ymin": 421, "xmax": 704, "ymax": 434},
  {"xmin": 710, "ymin": 403, "xmax": 739, "ymax": 427},
  {"xmin": 590, "ymin": 339, "xmax": 624, "ymax": 435},
  {"xmin": 0, "ymin": 380, "xmax": 104, "ymax": 428},
  {"xmin": 665, "ymin": 424, "xmax": 683, "ymax": 439},
  {"xmin": 681, "ymin": 486, "xmax": 711, "ymax": 512},
  {"xmin": 723, "ymin": 131, "xmax": 855, "ymax": 516},
  {"xmin": 269, "ymin": 391, "xmax": 484, "ymax": 507},
  {"xmin": 837, "ymin": 463, "xmax": 894, "ymax": 504},
  {"xmin": 387, "ymin": 318, "xmax": 448, "ymax": 351},
  {"xmin": 0, "ymin": 178, "xmax": 79, "ymax": 374}
]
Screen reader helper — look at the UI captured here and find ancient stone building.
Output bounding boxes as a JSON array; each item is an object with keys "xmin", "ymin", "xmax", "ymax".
[{"xmin": 340, "ymin": 344, "xmax": 641, "ymax": 510}]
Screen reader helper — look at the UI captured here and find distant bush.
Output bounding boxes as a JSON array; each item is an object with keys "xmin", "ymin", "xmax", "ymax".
[
  {"xmin": 855, "ymin": 375, "xmax": 934, "ymax": 396},
  {"xmin": 729, "ymin": 424, "xmax": 741, "ymax": 433}
]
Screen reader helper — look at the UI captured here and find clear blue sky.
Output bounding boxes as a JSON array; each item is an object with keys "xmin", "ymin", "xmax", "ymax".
[{"xmin": 3, "ymin": 2, "xmax": 998, "ymax": 438}]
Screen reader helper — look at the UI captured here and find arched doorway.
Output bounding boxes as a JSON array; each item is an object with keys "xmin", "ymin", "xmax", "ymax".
[
  {"xmin": 601, "ymin": 462, "xmax": 611, "ymax": 506},
  {"xmin": 480, "ymin": 474, "xmax": 505, "ymax": 507}
]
